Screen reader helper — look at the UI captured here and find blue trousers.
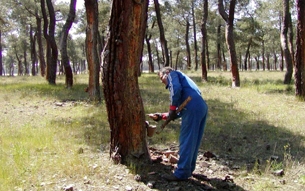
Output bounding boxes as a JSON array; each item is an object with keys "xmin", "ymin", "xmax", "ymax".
[{"xmin": 174, "ymin": 102, "xmax": 208, "ymax": 179}]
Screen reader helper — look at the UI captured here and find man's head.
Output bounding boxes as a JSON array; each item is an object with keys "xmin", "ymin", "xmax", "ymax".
[{"xmin": 158, "ymin": 67, "xmax": 174, "ymax": 85}]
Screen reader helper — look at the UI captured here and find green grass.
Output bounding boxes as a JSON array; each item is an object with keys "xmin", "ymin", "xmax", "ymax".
[{"xmin": 0, "ymin": 71, "xmax": 305, "ymax": 190}]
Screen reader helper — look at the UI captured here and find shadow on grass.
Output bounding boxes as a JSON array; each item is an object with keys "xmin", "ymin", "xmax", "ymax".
[
  {"xmin": 142, "ymin": 93, "xmax": 304, "ymax": 190},
  {"xmin": 207, "ymin": 98, "xmax": 304, "ymax": 162},
  {"xmin": 157, "ymin": 97, "xmax": 305, "ymax": 170}
]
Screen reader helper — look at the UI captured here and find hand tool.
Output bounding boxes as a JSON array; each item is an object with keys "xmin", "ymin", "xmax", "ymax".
[{"xmin": 156, "ymin": 96, "xmax": 192, "ymax": 134}]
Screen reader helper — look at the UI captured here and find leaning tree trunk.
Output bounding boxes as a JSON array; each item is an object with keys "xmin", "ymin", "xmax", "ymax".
[
  {"xmin": 295, "ymin": 0, "xmax": 305, "ymax": 100},
  {"xmin": 282, "ymin": 0, "xmax": 293, "ymax": 84},
  {"xmin": 218, "ymin": 0, "xmax": 240, "ymax": 87},
  {"xmin": 60, "ymin": 0, "xmax": 76, "ymax": 88},
  {"xmin": 85, "ymin": 0, "xmax": 101, "ymax": 102},
  {"xmin": 201, "ymin": 0, "xmax": 208, "ymax": 81},
  {"xmin": 102, "ymin": 0, "xmax": 150, "ymax": 167},
  {"xmin": 153, "ymin": 0, "xmax": 170, "ymax": 67},
  {"xmin": 191, "ymin": 1, "xmax": 198, "ymax": 71}
]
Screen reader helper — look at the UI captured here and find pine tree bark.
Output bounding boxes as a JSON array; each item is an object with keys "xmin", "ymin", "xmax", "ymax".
[
  {"xmin": 186, "ymin": 20, "xmax": 191, "ymax": 70},
  {"xmin": 30, "ymin": 24, "xmax": 37, "ymax": 76},
  {"xmin": 145, "ymin": 34, "xmax": 154, "ymax": 73},
  {"xmin": 244, "ymin": 38, "xmax": 252, "ymax": 71},
  {"xmin": 191, "ymin": 1, "xmax": 198, "ymax": 71},
  {"xmin": 46, "ymin": 0, "xmax": 58, "ymax": 84},
  {"xmin": 102, "ymin": 0, "xmax": 150, "ymax": 167},
  {"xmin": 295, "ymin": 0, "xmax": 305, "ymax": 99},
  {"xmin": 35, "ymin": 12, "xmax": 46, "ymax": 77},
  {"xmin": 60, "ymin": 0, "xmax": 76, "ymax": 88},
  {"xmin": 201, "ymin": 0, "xmax": 208, "ymax": 81},
  {"xmin": 85, "ymin": 0, "xmax": 101, "ymax": 102},
  {"xmin": 216, "ymin": 24, "xmax": 222, "ymax": 70},
  {"xmin": 153, "ymin": 0, "xmax": 170, "ymax": 67},
  {"xmin": 218, "ymin": 0, "xmax": 240, "ymax": 87},
  {"xmin": 282, "ymin": 0, "xmax": 293, "ymax": 84},
  {"xmin": 41, "ymin": 0, "xmax": 58, "ymax": 84}
]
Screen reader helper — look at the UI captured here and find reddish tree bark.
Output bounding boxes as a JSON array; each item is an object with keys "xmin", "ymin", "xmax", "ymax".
[
  {"xmin": 218, "ymin": 0, "xmax": 240, "ymax": 87},
  {"xmin": 85, "ymin": 0, "xmax": 101, "ymax": 102},
  {"xmin": 201, "ymin": 0, "xmax": 208, "ymax": 81},
  {"xmin": 295, "ymin": 0, "xmax": 305, "ymax": 99},
  {"xmin": 102, "ymin": 0, "xmax": 150, "ymax": 166}
]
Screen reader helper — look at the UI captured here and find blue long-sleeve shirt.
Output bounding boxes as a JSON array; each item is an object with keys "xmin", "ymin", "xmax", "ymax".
[{"xmin": 166, "ymin": 70, "xmax": 204, "ymax": 112}]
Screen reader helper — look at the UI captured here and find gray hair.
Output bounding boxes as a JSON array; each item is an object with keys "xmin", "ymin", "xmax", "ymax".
[{"xmin": 159, "ymin": 67, "xmax": 174, "ymax": 75}]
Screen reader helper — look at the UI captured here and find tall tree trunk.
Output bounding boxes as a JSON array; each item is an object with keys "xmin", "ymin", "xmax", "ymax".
[
  {"xmin": 155, "ymin": 41, "xmax": 160, "ymax": 70},
  {"xmin": 186, "ymin": 20, "xmax": 191, "ymax": 70},
  {"xmin": 23, "ymin": 40, "xmax": 29, "ymax": 75},
  {"xmin": 0, "ymin": 30, "xmax": 2, "ymax": 76},
  {"xmin": 274, "ymin": 51, "xmax": 278, "ymax": 70},
  {"xmin": 30, "ymin": 25, "xmax": 37, "ymax": 76},
  {"xmin": 295, "ymin": 0, "xmax": 305, "ymax": 100},
  {"xmin": 280, "ymin": 47, "xmax": 284, "ymax": 71},
  {"xmin": 218, "ymin": 0, "xmax": 240, "ymax": 87},
  {"xmin": 191, "ymin": 1, "xmax": 198, "ymax": 71},
  {"xmin": 262, "ymin": 39, "xmax": 265, "ymax": 71},
  {"xmin": 102, "ymin": 0, "xmax": 150, "ymax": 167},
  {"xmin": 85, "ymin": 0, "xmax": 101, "ymax": 102},
  {"xmin": 206, "ymin": 35, "xmax": 210, "ymax": 70},
  {"xmin": 216, "ymin": 24, "xmax": 222, "ymax": 70},
  {"xmin": 46, "ymin": 0, "xmax": 58, "ymax": 84},
  {"xmin": 201, "ymin": 0, "xmax": 208, "ymax": 81},
  {"xmin": 244, "ymin": 38, "xmax": 252, "ymax": 71},
  {"xmin": 266, "ymin": 53, "xmax": 270, "ymax": 70},
  {"xmin": 60, "ymin": 0, "xmax": 76, "ymax": 88},
  {"xmin": 145, "ymin": 34, "xmax": 154, "ymax": 73},
  {"xmin": 41, "ymin": 0, "xmax": 58, "ymax": 84},
  {"xmin": 36, "ymin": 13, "xmax": 46, "ymax": 77},
  {"xmin": 14, "ymin": 47, "xmax": 23, "ymax": 76},
  {"xmin": 175, "ymin": 50, "xmax": 180, "ymax": 70},
  {"xmin": 153, "ymin": 0, "xmax": 169, "ymax": 66},
  {"xmin": 282, "ymin": 0, "xmax": 293, "ymax": 84},
  {"xmin": 146, "ymin": 20, "xmax": 155, "ymax": 73},
  {"xmin": 255, "ymin": 56, "xmax": 260, "ymax": 71},
  {"xmin": 288, "ymin": 10, "xmax": 295, "ymax": 66},
  {"xmin": 222, "ymin": 47, "xmax": 227, "ymax": 71}
]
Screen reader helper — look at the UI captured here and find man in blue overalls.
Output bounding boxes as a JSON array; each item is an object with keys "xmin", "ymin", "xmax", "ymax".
[{"xmin": 153, "ymin": 67, "xmax": 208, "ymax": 181}]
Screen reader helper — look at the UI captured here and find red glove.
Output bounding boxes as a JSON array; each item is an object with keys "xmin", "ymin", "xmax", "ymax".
[{"xmin": 150, "ymin": 113, "xmax": 168, "ymax": 121}]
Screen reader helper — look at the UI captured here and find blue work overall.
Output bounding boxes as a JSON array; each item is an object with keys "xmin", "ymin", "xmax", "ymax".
[{"xmin": 166, "ymin": 70, "xmax": 208, "ymax": 179}]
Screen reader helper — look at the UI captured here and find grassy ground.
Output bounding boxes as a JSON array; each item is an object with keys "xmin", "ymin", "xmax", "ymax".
[{"xmin": 0, "ymin": 71, "xmax": 304, "ymax": 191}]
